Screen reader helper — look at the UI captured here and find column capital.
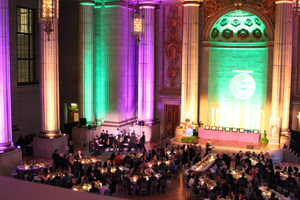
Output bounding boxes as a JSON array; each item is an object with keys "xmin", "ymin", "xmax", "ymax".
[
  {"xmin": 140, "ymin": 1, "xmax": 157, "ymax": 8},
  {"xmin": 79, "ymin": 0, "xmax": 95, "ymax": 6},
  {"xmin": 275, "ymin": 0, "xmax": 293, "ymax": 4},
  {"xmin": 182, "ymin": 0, "xmax": 201, "ymax": 7}
]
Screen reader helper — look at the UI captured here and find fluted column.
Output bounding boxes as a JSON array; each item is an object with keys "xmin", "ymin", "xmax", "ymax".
[
  {"xmin": 94, "ymin": 2, "xmax": 106, "ymax": 124},
  {"xmin": 0, "ymin": 0, "xmax": 14, "ymax": 151},
  {"xmin": 181, "ymin": 1, "xmax": 199, "ymax": 123},
  {"xmin": 272, "ymin": 0, "xmax": 293, "ymax": 133},
  {"xmin": 78, "ymin": 0, "xmax": 95, "ymax": 124},
  {"xmin": 40, "ymin": 21, "xmax": 60, "ymax": 138},
  {"xmin": 138, "ymin": 3, "xmax": 155, "ymax": 124}
]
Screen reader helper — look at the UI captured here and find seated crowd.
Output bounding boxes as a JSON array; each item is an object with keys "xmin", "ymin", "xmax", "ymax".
[
  {"xmin": 186, "ymin": 150, "xmax": 299, "ymax": 199},
  {"xmin": 19, "ymin": 133, "xmax": 300, "ymax": 199},
  {"xmin": 22, "ymin": 138, "xmax": 192, "ymax": 196}
]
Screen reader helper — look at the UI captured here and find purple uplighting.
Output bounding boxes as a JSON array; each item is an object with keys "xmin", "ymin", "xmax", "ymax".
[
  {"xmin": 138, "ymin": 5, "xmax": 155, "ymax": 124},
  {"xmin": 0, "ymin": 0, "xmax": 13, "ymax": 146}
]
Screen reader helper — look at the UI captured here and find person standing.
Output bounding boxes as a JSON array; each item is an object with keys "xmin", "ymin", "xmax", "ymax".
[
  {"xmin": 235, "ymin": 151, "xmax": 242, "ymax": 169},
  {"xmin": 205, "ymin": 140, "xmax": 214, "ymax": 155},
  {"xmin": 139, "ymin": 132, "xmax": 146, "ymax": 152},
  {"xmin": 51, "ymin": 149, "xmax": 59, "ymax": 169},
  {"xmin": 221, "ymin": 152, "xmax": 231, "ymax": 169},
  {"xmin": 115, "ymin": 128, "xmax": 120, "ymax": 137}
]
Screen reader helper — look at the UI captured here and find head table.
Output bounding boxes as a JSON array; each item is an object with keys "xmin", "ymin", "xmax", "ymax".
[{"xmin": 198, "ymin": 129, "xmax": 260, "ymax": 143}]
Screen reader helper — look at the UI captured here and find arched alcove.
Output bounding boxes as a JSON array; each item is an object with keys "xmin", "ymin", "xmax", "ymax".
[
  {"xmin": 199, "ymin": 6, "xmax": 274, "ymax": 132},
  {"xmin": 203, "ymin": 5, "xmax": 274, "ymax": 42}
]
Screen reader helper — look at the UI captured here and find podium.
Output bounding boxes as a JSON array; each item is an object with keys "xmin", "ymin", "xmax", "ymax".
[{"xmin": 186, "ymin": 128, "xmax": 193, "ymax": 136}]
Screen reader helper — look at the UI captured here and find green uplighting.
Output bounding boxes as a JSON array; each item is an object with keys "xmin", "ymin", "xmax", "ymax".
[
  {"xmin": 82, "ymin": 43, "xmax": 94, "ymax": 123},
  {"xmin": 210, "ymin": 10, "xmax": 268, "ymax": 42},
  {"xmin": 208, "ymin": 11, "xmax": 269, "ymax": 130},
  {"xmin": 94, "ymin": 4, "xmax": 107, "ymax": 122},
  {"xmin": 80, "ymin": 4, "xmax": 95, "ymax": 123},
  {"xmin": 208, "ymin": 46, "xmax": 268, "ymax": 129},
  {"xmin": 80, "ymin": 2, "xmax": 95, "ymax": 6}
]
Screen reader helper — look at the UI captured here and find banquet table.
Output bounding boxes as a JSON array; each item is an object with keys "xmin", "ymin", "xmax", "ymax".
[
  {"xmin": 259, "ymin": 186, "xmax": 282, "ymax": 199},
  {"xmin": 198, "ymin": 129, "xmax": 260, "ymax": 143},
  {"xmin": 230, "ymin": 170, "xmax": 253, "ymax": 183},
  {"xmin": 16, "ymin": 163, "xmax": 52, "ymax": 179},
  {"xmin": 185, "ymin": 154, "xmax": 216, "ymax": 175},
  {"xmin": 72, "ymin": 183, "xmax": 92, "ymax": 192}
]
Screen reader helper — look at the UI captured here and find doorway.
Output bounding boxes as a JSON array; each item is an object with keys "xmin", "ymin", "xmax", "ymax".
[{"xmin": 164, "ymin": 105, "xmax": 180, "ymax": 137}]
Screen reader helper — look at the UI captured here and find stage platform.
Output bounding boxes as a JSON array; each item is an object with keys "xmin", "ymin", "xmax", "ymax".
[{"xmin": 170, "ymin": 133, "xmax": 284, "ymax": 163}]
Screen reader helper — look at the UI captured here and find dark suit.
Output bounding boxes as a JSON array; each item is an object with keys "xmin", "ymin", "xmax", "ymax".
[
  {"xmin": 205, "ymin": 143, "xmax": 213, "ymax": 155},
  {"xmin": 221, "ymin": 182, "xmax": 229, "ymax": 197},
  {"xmin": 89, "ymin": 186, "xmax": 99, "ymax": 193},
  {"xmin": 283, "ymin": 166, "xmax": 293, "ymax": 173},
  {"xmin": 88, "ymin": 176, "xmax": 98, "ymax": 183},
  {"xmin": 123, "ymin": 176, "xmax": 132, "ymax": 194},
  {"xmin": 138, "ymin": 177, "xmax": 147, "ymax": 189},
  {"xmin": 235, "ymin": 153, "xmax": 241, "ymax": 169},
  {"xmin": 222, "ymin": 153, "xmax": 231, "ymax": 169},
  {"xmin": 87, "ymin": 166, "xmax": 96, "ymax": 176},
  {"xmin": 51, "ymin": 152, "xmax": 59, "ymax": 168},
  {"xmin": 238, "ymin": 177, "xmax": 248, "ymax": 188},
  {"xmin": 226, "ymin": 173, "xmax": 234, "ymax": 185},
  {"xmin": 192, "ymin": 183, "xmax": 200, "ymax": 195},
  {"xmin": 139, "ymin": 135, "xmax": 146, "ymax": 151},
  {"xmin": 148, "ymin": 176, "xmax": 157, "ymax": 190}
]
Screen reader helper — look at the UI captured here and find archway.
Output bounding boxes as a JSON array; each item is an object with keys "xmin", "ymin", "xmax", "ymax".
[{"xmin": 200, "ymin": 9, "xmax": 274, "ymax": 132}]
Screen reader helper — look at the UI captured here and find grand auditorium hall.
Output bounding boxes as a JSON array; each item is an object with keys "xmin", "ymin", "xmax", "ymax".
[{"xmin": 2, "ymin": 0, "xmax": 300, "ymax": 199}]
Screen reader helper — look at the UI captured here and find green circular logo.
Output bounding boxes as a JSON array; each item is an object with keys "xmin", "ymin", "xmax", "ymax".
[{"xmin": 230, "ymin": 74, "xmax": 255, "ymax": 99}]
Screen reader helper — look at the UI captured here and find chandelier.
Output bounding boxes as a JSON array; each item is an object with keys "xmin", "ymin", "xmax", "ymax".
[
  {"xmin": 131, "ymin": 0, "xmax": 144, "ymax": 43},
  {"xmin": 39, "ymin": 0, "xmax": 59, "ymax": 41}
]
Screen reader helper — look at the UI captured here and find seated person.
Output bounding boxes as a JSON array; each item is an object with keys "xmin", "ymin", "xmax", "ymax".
[
  {"xmin": 283, "ymin": 163, "xmax": 293, "ymax": 173},
  {"xmin": 221, "ymin": 180, "xmax": 229, "ymax": 197},
  {"xmin": 108, "ymin": 178, "xmax": 117, "ymax": 195},
  {"xmin": 137, "ymin": 174, "xmax": 147, "ymax": 191},
  {"xmin": 275, "ymin": 163, "xmax": 282, "ymax": 170},
  {"xmin": 75, "ymin": 150, "xmax": 84, "ymax": 160},
  {"xmin": 192, "ymin": 179, "xmax": 200, "ymax": 195},
  {"xmin": 282, "ymin": 192, "xmax": 291, "ymax": 200},
  {"xmin": 225, "ymin": 170, "xmax": 234, "ymax": 185},
  {"xmin": 238, "ymin": 173, "xmax": 247, "ymax": 188},
  {"xmin": 286, "ymin": 172, "xmax": 297, "ymax": 186},
  {"xmin": 269, "ymin": 192, "xmax": 279, "ymax": 200},
  {"xmin": 89, "ymin": 182, "xmax": 99, "ymax": 193},
  {"xmin": 88, "ymin": 172, "xmax": 98, "ymax": 182},
  {"xmin": 44, "ymin": 165, "xmax": 53, "ymax": 174},
  {"xmin": 122, "ymin": 173, "xmax": 132, "ymax": 194},
  {"xmin": 201, "ymin": 183, "xmax": 209, "ymax": 198},
  {"xmin": 100, "ymin": 181, "xmax": 110, "ymax": 195},
  {"xmin": 158, "ymin": 172, "xmax": 167, "ymax": 188},
  {"xmin": 79, "ymin": 175, "xmax": 87, "ymax": 184}
]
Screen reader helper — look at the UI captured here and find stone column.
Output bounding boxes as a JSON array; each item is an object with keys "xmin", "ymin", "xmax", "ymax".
[
  {"xmin": 78, "ymin": 0, "xmax": 95, "ymax": 124},
  {"xmin": 272, "ymin": 0, "xmax": 293, "ymax": 133},
  {"xmin": 34, "ymin": 0, "xmax": 67, "ymax": 158},
  {"xmin": 94, "ymin": 2, "xmax": 106, "ymax": 124},
  {"xmin": 40, "ymin": 20, "xmax": 60, "ymax": 138},
  {"xmin": 0, "ymin": 0, "xmax": 14, "ymax": 151},
  {"xmin": 0, "ymin": 0, "xmax": 22, "ymax": 172},
  {"xmin": 138, "ymin": 3, "xmax": 155, "ymax": 124},
  {"xmin": 181, "ymin": 1, "xmax": 199, "ymax": 123}
]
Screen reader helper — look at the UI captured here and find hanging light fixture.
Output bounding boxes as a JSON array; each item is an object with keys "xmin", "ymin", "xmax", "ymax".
[
  {"xmin": 293, "ymin": 0, "xmax": 300, "ymax": 15},
  {"xmin": 39, "ymin": 0, "xmax": 59, "ymax": 41},
  {"xmin": 131, "ymin": 0, "xmax": 144, "ymax": 43}
]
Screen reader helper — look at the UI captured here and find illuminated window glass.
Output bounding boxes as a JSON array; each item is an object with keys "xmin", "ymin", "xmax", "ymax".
[{"xmin": 17, "ymin": 7, "xmax": 36, "ymax": 84}]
